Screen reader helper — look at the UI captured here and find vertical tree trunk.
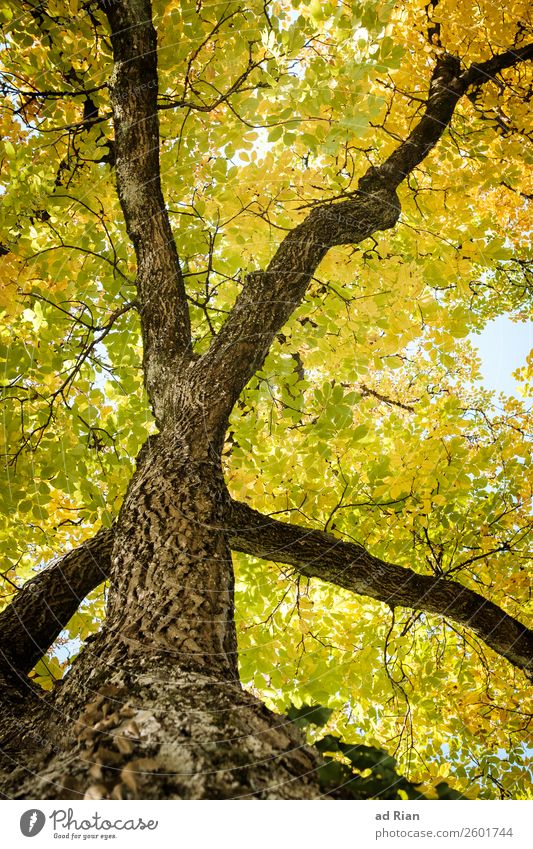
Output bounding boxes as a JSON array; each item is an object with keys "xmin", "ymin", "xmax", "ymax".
[
  {"xmin": 1, "ymin": 431, "xmax": 322, "ymax": 799},
  {"xmin": 102, "ymin": 431, "xmax": 239, "ymax": 682}
]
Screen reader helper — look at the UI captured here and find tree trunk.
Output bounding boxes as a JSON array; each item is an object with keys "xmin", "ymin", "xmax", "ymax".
[{"xmin": 0, "ymin": 431, "xmax": 322, "ymax": 800}]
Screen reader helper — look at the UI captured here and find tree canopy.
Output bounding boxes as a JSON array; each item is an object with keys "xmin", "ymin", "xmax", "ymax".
[{"xmin": 0, "ymin": 0, "xmax": 532, "ymax": 800}]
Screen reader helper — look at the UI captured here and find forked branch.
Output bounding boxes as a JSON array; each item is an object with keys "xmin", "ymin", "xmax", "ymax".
[{"xmin": 196, "ymin": 44, "xmax": 533, "ymax": 429}]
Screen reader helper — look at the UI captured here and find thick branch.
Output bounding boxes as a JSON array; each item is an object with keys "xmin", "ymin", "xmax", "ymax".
[
  {"xmin": 463, "ymin": 42, "xmax": 533, "ymax": 88},
  {"xmin": 99, "ymin": 0, "xmax": 192, "ymax": 418},
  {"xmin": 377, "ymin": 43, "xmax": 533, "ymax": 187},
  {"xmin": 195, "ymin": 45, "xmax": 533, "ymax": 429},
  {"xmin": 228, "ymin": 500, "xmax": 533, "ymax": 677},
  {"xmin": 0, "ymin": 530, "xmax": 112, "ymax": 679},
  {"xmin": 2, "ymin": 498, "xmax": 531, "ymax": 681},
  {"xmin": 372, "ymin": 53, "xmax": 463, "ymax": 188}
]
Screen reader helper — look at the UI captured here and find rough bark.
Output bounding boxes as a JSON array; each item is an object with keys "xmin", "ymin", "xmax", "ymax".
[
  {"xmin": 0, "ymin": 437, "xmax": 322, "ymax": 800},
  {"xmin": 0, "ymin": 530, "xmax": 112, "ymax": 680},
  {"xmin": 102, "ymin": 432, "xmax": 238, "ymax": 682},
  {"xmin": 2, "ymin": 670, "xmax": 322, "ymax": 800},
  {"xmin": 2, "ymin": 496, "xmax": 531, "ymax": 685}
]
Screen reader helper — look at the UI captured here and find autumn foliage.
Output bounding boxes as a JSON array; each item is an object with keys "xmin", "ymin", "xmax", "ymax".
[{"xmin": 0, "ymin": 0, "xmax": 532, "ymax": 799}]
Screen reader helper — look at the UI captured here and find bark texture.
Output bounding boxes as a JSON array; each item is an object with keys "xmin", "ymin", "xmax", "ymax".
[
  {"xmin": 2, "ymin": 500, "xmax": 531, "ymax": 683},
  {"xmin": 2, "ymin": 660, "xmax": 322, "ymax": 800},
  {"xmin": 0, "ymin": 530, "xmax": 112, "ymax": 679},
  {"xmin": 228, "ymin": 501, "xmax": 533, "ymax": 677},
  {"xmin": 1, "ymin": 435, "xmax": 322, "ymax": 800}
]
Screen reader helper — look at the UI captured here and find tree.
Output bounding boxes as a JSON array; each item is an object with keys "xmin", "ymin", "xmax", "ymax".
[{"xmin": 0, "ymin": 0, "xmax": 532, "ymax": 800}]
